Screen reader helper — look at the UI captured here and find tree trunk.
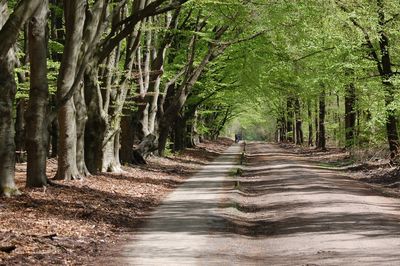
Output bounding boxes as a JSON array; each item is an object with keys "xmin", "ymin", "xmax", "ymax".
[
  {"xmin": 132, "ymin": 134, "xmax": 158, "ymax": 164},
  {"xmin": 158, "ymin": 121, "xmax": 170, "ymax": 156},
  {"xmin": 384, "ymin": 84, "xmax": 399, "ymax": 159},
  {"xmin": 294, "ymin": 98, "xmax": 303, "ymax": 145},
  {"xmin": 0, "ymin": 2, "xmax": 19, "ymax": 196},
  {"xmin": 15, "ymin": 99, "xmax": 27, "ymax": 163},
  {"xmin": 0, "ymin": 51, "xmax": 19, "ymax": 196},
  {"xmin": 100, "ymin": 88, "xmax": 128, "ymax": 172},
  {"xmin": 74, "ymin": 85, "xmax": 90, "ymax": 176},
  {"xmin": 377, "ymin": 2, "xmax": 400, "ymax": 159},
  {"xmin": 157, "ymin": 82, "xmax": 175, "ymax": 156},
  {"xmin": 286, "ymin": 97, "xmax": 293, "ymax": 142},
  {"xmin": 49, "ymin": 113, "xmax": 58, "ymax": 158},
  {"xmin": 101, "ymin": 131, "xmax": 122, "ymax": 172},
  {"xmin": 173, "ymin": 113, "xmax": 186, "ymax": 152},
  {"xmin": 281, "ymin": 113, "xmax": 287, "ymax": 142},
  {"xmin": 307, "ymin": 100, "xmax": 313, "ymax": 146},
  {"xmin": 187, "ymin": 109, "xmax": 199, "ymax": 148},
  {"xmin": 315, "ymin": 100, "xmax": 319, "ymax": 146},
  {"xmin": 344, "ymin": 82, "xmax": 356, "ymax": 149},
  {"xmin": 317, "ymin": 89, "xmax": 326, "ymax": 150},
  {"xmin": 120, "ymin": 110, "xmax": 135, "ymax": 163},
  {"xmin": 55, "ymin": 0, "xmax": 85, "ymax": 180},
  {"xmin": 25, "ymin": 0, "xmax": 50, "ymax": 187},
  {"xmin": 84, "ymin": 67, "xmax": 106, "ymax": 174}
]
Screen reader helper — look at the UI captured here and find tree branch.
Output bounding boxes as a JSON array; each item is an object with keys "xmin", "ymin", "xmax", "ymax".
[
  {"xmin": 335, "ymin": 0, "xmax": 383, "ymax": 75},
  {"xmin": 294, "ymin": 47, "xmax": 335, "ymax": 62},
  {"xmin": 0, "ymin": 0, "xmax": 42, "ymax": 58}
]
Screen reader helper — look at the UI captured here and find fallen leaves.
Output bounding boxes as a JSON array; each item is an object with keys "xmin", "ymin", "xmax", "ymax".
[{"xmin": 0, "ymin": 138, "xmax": 232, "ymax": 265}]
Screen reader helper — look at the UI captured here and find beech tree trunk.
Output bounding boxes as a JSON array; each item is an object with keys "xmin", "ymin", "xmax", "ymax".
[
  {"xmin": 286, "ymin": 98, "xmax": 293, "ymax": 142},
  {"xmin": 84, "ymin": 66, "xmax": 106, "ymax": 174},
  {"xmin": 55, "ymin": 0, "xmax": 85, "ymax": 180},
  {"xmin": 307, "ymin": 100, "xmax": 313, "ymax": 146},
  {"xmin": 102, "ymin": 131, "xmax": 122, "ymax": 172},
  {"xmin": 0, "ymin": 50, "xmax": 18, "ymax": 196},
  {"xmin": 49, "ymin": 110, "xmax": 58, "ymax": 158},
  {"xmin": 294, "ymin": 98, "xmax": 303, "ymax": 145},
  {"xmin": 187, "ymin": 109, "xmax": 200, "ymax": 148},
  {"xmin": 158, "ymin": 121, "xmax": 170, "ymax": 156},
  {"xmin": 317, "ymin": 89, "xmax": 326, "ymax": 150},
  {"xmin": 0, "ymin": 0, "xmax": 42, "ymax": 196},
  {"xmin": 15, "ymin": 99, "xmax": 27, "ymax": 163},
  {"xmin": 74, "ymin": 85, "xmax": 90, "ymax": 176},
  {"xmin": 384, "ymin": 83, "xmax": 399, "ymax": 159},
  {"xmin": 173, "ymin": 113, "xmax": 186, "ymax": 152},
  {"xmin": 315, "ymin": 100, "xmax": 319, "ymax": 146},
  {"xmin": 25, "ymin": 0, "xmax": 50, "ymax": 187},
  {"xmin": 344, "ymin": 82, "xmax": 356, "ymax": 149},
  {"xmin": 120, "ymin": 110, "xmax": 135, "ymax": 163},
  {"xmin": 377, "ymin": 2, "xmax": 400, "ymax": 159},
  {"xmin": 282, "ymin": 114, "xmax": 287, "ymax": 142}
]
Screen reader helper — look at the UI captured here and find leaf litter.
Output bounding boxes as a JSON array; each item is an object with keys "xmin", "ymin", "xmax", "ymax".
[{"xmin": 0, "ymin": 138, "xmax": 232, "ymax": 265}]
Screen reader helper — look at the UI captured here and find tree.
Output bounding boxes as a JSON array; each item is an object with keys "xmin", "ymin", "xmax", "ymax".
[
  {"xmin": 25, "ymin": 0, "xmax": 50, "ymax": 187},
  {"xmin": 0, "ymin": 0, "xmax": 42, "ymax": 196}
]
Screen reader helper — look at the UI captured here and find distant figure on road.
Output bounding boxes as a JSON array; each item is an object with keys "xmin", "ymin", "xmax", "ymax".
[{"xmin": 235, "ymin": 133, "xmax": 241, "ymax": 143}]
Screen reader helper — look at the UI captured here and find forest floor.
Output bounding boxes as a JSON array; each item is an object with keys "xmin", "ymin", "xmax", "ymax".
[
  {"xmin": 0, "ymin": 138, "xmax": 232, "ymax": 265},
  {"xmin": 279, "ymin": 143, "xmax": 400, "ymax": 198}
]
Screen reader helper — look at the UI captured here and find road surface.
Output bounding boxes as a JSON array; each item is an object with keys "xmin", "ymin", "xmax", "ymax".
[{"xmin": 115, "ymin": 142, "xmax": 400, "ymax": 265}]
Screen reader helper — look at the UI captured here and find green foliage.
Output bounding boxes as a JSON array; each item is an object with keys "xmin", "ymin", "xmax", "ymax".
[{"xmin": 48, "ymin": 40, "xmax": 64, "ymax": 54}]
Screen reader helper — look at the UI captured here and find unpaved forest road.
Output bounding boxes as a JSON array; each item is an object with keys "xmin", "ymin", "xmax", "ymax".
[{"xmin": 114, "ymin": 142, "xmax": 400, "ymax": 265}]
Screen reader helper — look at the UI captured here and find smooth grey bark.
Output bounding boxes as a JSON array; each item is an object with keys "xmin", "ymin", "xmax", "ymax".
[
  {"xmin": 84, "ymin": 66, "xmax": 106, "ymax": 174},
  {"xmin": 25, "ymin": 0, "xmax": 50, "ymax": 187},
  {"xmin": 147, "ymin": 11, "xmax": 177, "ymax": 135},
  {"xmin": 0, "ymin": 0, "xmax": 42, "ymax": 196},
  {"xmin": 54, "ymin": 0, "xmax": 86, "ymax": 180},
  {"xmin": 56, "ymin": 0, "xmax": 111, "ymax": 178},
  {"xmin": 131, "ymin": 134, "xmax": 158, "ymax": 164},
  {"xmin": 83, "ymin": 1, "xmax": 186, "ymax": 170},
  {"xmin": 136, "ymin": 17, "xmax": 152, "ymax": 138},
  {"xmin": 0, "ymin": 0, "xmax": 42, "ymax": 58},
  {"xmin": 186, "ymin": 109, "xmax": 199, "ymax": 148},
  {"xmin": 0, "ymin": 45, "xmax": 18, "ymax": 196},
  {"xmin": 157, "ymin": 27, "xmax": 230, "ymax": 155},
  {"xmin": 85, "ymin": 0, "xmax": 159, "ymax": 171},
  {"xmin": 74, "ymin": 85, "xmax": 90, "ymax": 176},
  {"xmin": 85, "ymin": 53, "xmax": 129, "ymax": 173},
  {"xmin": 15, "ymin": 99, "xmax": 27, "ymax": 163}
]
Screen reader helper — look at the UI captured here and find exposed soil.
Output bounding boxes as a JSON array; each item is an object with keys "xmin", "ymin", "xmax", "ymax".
[
  {"xmin": 0, "ymin": 138, "xmax": 232, "ymax": 266},
  {"xmin": 278, "ymin": 142, "xmax": 400, "ymax": 197}
]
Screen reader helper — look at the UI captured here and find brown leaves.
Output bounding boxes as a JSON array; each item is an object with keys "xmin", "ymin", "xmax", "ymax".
[{"xmin": 0, "ymin": 139, "xmax": 232, "ymax": 265}]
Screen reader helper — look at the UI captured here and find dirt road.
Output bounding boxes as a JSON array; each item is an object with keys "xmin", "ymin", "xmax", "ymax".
[{"xmin": 115, "ymin": 142, "xmax": 400, "ymax": 265}]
